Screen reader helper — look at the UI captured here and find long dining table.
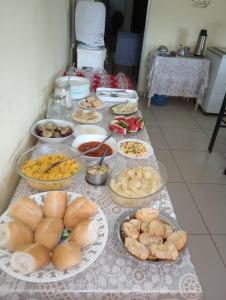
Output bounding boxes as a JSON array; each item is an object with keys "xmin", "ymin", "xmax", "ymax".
[{"xmin": 0, "ymin": 101, "xmax": 203, "ymax": 300}]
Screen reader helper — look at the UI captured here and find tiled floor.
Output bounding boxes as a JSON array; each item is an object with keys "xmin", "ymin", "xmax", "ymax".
[{"xmin": 140, "ymin": 97, "xmax": 226, "ymax": 300}]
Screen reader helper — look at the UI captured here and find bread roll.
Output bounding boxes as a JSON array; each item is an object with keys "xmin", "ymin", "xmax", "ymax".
[
  {"xmin": 124, "ymin": 237, "xmax": 149, "ymax": 260},
  {"xmin": 10, "ymin": 196, "xmax": 43, "ymax": 230},
  {"xmin": 121, "ymin": 221, "xmax": 140, "ymax": 240},
  {"xmin": 44, "ymin": 191, "xmax": 68, "ymax": 219},
  {"xmin": 0, "ymin": 221, "xmax": 33, "ymax": 252},
  {"xmin": 51, "ymin": 240, "xmax": 81, "ymax": 270},
  {"xmin": 10, "ymin": 243, "xmax": 50, "ymax": 274},
  {"xmin": 64, "ymin": 197, "xmax": 97, "ymax": 229},
  {"xmin": 34, "ymin": 218, "xmax": 63, "ymax": 250},
  {"xmin": 70, "ymin": 219, "xmax": 98, "ymax": 248}
]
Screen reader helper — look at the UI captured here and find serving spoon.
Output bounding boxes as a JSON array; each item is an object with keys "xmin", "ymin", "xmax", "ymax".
[{"xmin": 43, "ymin": 134, "xmax": 112, "ymax": 173}]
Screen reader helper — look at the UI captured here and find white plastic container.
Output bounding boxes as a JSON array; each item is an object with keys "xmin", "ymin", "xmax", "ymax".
[{"xmin": 77, "ymin": 44, "xmax": 106, "ymax": 70}]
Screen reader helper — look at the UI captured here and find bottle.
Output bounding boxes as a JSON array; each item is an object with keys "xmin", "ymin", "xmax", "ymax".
[{"xmin": 194, "ymin": 29, "xmax": 208, "ymax": 57}]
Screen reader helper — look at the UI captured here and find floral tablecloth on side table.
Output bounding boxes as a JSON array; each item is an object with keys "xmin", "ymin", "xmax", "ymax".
[
  {"xmin": 146, "ymin": 55, "xmax": 210, "ymax": 108},
  {"xmin": 0, "ymin": 105, "xmax": 203, "ymax": 300}
]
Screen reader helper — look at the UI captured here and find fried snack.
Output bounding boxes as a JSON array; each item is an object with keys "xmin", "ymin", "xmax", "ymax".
[
  {"xmin": 139, "ymin": 233, "xmax": 163, "ymax": 247},
  {"xmin": 129, "ymin": 219, "xmax": 141, "ymax": 231},
  {"xmin": 122, "ymin": 221, "xmax": 140, "ymax": 240},
  {"xmin": 150, "ymin": 242, "xmax": 178, "ymax": 260},
  {"xmin": 124, "ymin": 237, "xmax": 149, "ymax": 260},
  {"xmin": 167, "ymin": 231, "xmax": 187, "ymax": 251},
  {"xmin": 163, "ymin": 224, "xmax": 173, "ymax": 239},
  {"xmin": 140, "ymin": 222, "xmax": 149, "ymax": 233},
  {"xmin": 135, "ymin": 208, "xmax": 159, "ymax": 223},
  {"xmin": 148, "ymin": 219, "xmax": 165, "ymax": 236}
]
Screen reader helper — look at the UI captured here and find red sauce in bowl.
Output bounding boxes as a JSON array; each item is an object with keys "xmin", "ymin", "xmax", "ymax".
[{"xmin": 78, "ymin": 142, "xmax": 113, "ymax": 157}]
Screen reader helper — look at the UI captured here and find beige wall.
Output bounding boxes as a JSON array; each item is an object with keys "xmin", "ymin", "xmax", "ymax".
[
  {"xmin": 138, "ymin": 0, "xmax": 226, "ymax": 92},
  {"xmin": 0, "ymin": 0, "xmax": 70, "ymax": 213}
]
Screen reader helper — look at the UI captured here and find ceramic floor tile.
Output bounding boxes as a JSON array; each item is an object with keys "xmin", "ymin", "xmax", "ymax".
[
  {"xmin": 146, "ymin": 126, "xmax": 169, "ymax": 150},
  {"xmin": 150, "ymin": 97, "xmax": 195, "ymax": 112},
  {"xmin": 153, "ymin": 110, "xmax": 199, "ymax": 128},
  {"xmin": 188, "ymin": 184, "xmax": 226, "ymax": 234},
  {"xmin": 155, "ymin": 150, "xmax": 183, "ymax": 182},
  {"xmin": 212, "ymin": 235, "xmax": 226, "ymax": 267},
  {"xmin": 191, "ymin": 110, "xmax": 217, "ymax": 130},
  {"xmin": 140, "ymin": 107, "xmax": 158, "ymax": 126},
  {"xmin": 188, "ymin": 235, "xmax": 226, "ymax": 300},
  {"xmin": 167, "ymin": 183, "xmax": 208, "ymax": 234},
  {"xmin": 172, "ymin": 150, "xmax": 226, "ymax": 184},
  {"xmin": 161, "ymin": 127, "xmax": 210, "ymax": 151},
  {"xmin": 204, "ymin": 128, "xmax": 226, "ymax": 153}
]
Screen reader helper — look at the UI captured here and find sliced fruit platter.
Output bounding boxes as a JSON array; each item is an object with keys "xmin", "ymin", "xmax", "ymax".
[{"xmin": 109, "ymin": 115, "xmax": 144, "ymax": 135}]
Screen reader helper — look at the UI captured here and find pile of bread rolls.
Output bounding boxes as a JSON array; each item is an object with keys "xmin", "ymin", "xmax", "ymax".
[
  {"xmin": 121, "ymin": 208, "xmax": 187, "ymax": 261},
  {"xmin": 0, "ymin": 191, "xmax": 99, "ymax": 275}
]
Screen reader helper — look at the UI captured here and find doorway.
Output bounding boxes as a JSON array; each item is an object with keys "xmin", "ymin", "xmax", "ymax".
[{"xmin": 103, "ymin": 0, "xmax": 149, "ymax": 87}]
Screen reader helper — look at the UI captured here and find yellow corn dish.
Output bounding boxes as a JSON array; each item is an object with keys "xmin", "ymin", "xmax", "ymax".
[{"xmin": 20, "ymin": 154, "xmax": 80, "ymax": 181}]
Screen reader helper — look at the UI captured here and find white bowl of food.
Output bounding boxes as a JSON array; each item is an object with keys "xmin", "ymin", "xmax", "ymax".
[
  {"xmin": 72, "ymin": 134, "xmax": 118, "ymax": 161},
  {"xmin": 73, "ymin": 125, "xmax": 107, "ymax": 137},
  {"xmin": 31, "ymin": 119, "xmax": 75, "ymax": 144}
]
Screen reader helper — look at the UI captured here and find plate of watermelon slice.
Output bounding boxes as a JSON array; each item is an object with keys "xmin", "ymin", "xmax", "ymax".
[{"xmin": 109, "ymin": 115, "xmax": 144, "ymax": 135}]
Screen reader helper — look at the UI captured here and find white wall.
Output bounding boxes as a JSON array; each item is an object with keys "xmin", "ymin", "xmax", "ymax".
[
  {"xmin": 0, "ymin": 0, "xmax": 70, "ymax": 212},
  {"xmin": 138, "ymin": 0, "xmax": 226, "ymax": 92}
]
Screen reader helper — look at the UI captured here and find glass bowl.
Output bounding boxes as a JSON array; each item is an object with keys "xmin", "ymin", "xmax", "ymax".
[
  {"xmin": 16, "ymin": 144, "xmax": 85, "ymax": 191},
  {"xmin": 108, "ymin": 159, "xmax": 168, "ymax": 208}
]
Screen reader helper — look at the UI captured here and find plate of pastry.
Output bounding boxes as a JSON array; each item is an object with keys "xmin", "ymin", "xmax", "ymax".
[
  {"xmin": 79, "ymin": 96, "xmax": 105, "ymax": 110},
  {"xmin": 71, "ymin": 109, "xmax": 103, "ymax": 124},
  {"xmin": 0, "ymin": 191, "xmax": 108, "ymax": 282},
  {"xmin": 115, "ymin": 208, "xmax": 187, "ymax": 263}
]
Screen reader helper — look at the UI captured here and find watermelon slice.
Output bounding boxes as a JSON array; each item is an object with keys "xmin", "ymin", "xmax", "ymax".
[
  {"xmin": 110, "ymin": 119, "xmax": 120, "ymax": 125},
  {"xmin": 109, "ymin": 124, "xmax": 127, "ymax": 135},
  {"xmin": 125, "ymin": 116, "xmax": 136, "ymax": 126},
  {"xmin": 114, "ymin": 116, "xmax": 126, "ymax": 121},
  {"xmin": 119, "ymin": 120, "xmax": 129, "ymax": 128},
  {"xmin": 128, "ymin": 123, "xmax": 139, "ymax": 133},
  {"xmin": 135, "ymin": 116, "xmax": 144, "ymax": 130}
]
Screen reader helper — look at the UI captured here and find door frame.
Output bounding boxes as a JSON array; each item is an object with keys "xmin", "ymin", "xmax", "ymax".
[{"xmin": 137, "ymin": 0, "xmax": 152, "ymax": 94}]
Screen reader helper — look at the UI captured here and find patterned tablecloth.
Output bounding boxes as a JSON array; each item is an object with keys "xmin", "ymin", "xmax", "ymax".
[
  {"xmin": 146, "ymin": 54, "xmax": 210, "ymax": 107},
  {"xmin": 0, "ymin": 104, "xmax": 203, "ymax": 300}
]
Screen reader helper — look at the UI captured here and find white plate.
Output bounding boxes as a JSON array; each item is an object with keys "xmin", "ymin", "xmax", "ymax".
[
  {"xmin": 0, "ymin": 192, "xmax": 108, "ymax": 283},
  {"xmin": 72, "ymin": 134, "xmax": 117, "ymax": 161},
  {"xmin": 78, "ymin": 98, "xmax": 105, "ymax": 110},
  {"xmin": 73, "ymin": 125, "xmax": 107, "ymax": 137},
  {"xmin": 118, "ymin": 139, "xmax": 154, "ymax": 159},
  {"xmin": 71, "ymin": 111, "xmax": 103, "ymax": 124},
  {"xmin": 31, "ymin": 119, "xmax": 75, "ymax": 144}
]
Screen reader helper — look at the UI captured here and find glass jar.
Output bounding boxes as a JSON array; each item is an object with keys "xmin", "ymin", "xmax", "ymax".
[
  {"xmin": 55, "ymin": 82, "xmax": 72, "ymax": 109},
  {"xmin": 47, "ymin": 94, "xmax": 69, "ymax": 120}
]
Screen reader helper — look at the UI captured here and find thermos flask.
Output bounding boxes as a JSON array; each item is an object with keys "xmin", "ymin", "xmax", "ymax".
[{"xmin": 194, "ymin": 29, "xmax": 208, "ymax": 56}]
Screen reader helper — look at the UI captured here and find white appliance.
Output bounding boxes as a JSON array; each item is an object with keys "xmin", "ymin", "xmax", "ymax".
[
  {"xmin": 75, "ymin": 1, "xmax": 106, "ymax": 70},
  {"xmin": 201, "ymin": 47, "xmax": 226, "ymax": 113}
]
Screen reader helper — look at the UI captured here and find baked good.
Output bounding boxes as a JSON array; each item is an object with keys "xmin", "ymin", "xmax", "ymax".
[
  {"xmin": 44, "ymin": 191, "xmax": 68, "ymax": 219},
  {"xmin": 163, "ymin": 224, "xmax": 173, "ymax": 239},
  {"xmin": 150, "ymin": 242, "xmax": 178, "ymax": 260},
  {"xmin": 140, "ymin": 222, "xmax": 149, "ymax": 233},
  {"xmin": 129, "ymin": 219, "xmax": 141, "ymax": 231},
  {"xmin": 0, "ymin": 221, "xmax": 33, "ymax": 252},
  {"xmin": 9, "ymin": 196, "xmax": 43, "ymax": 230},
  {"xmin": 148, "ymin": 219, "xmax": 165, "ymax": 236},
  {"xmin": 135, "ymin": 208, "xmax": 159, "ymax": 223},
  {"xmin": 124, "ymin": 237, "xmax": 149, "ymax": 260},
  {"xmin": 70, "ymin": 219, "xmax": 99, "ymax": 248},
  {"xmin": 167, "ymin": 231, "xmax": 187, "ymax": 251},
  {"xmin": 64, "ymin": 197, "xmax": 97, "ymax": 229},
  {"xmin": 10, "ymin": 243, "xmax": 50, "ymax": 274},
  {"xmin": 139, "ymin": 233, "xmax": 163, "ymax": 247},
  {"xmin": 51, "ymin": 240, "xmax": 81, "ymax": 270},
  {"xmin": 34, "ymin": 218, "xmax": 64, "ymax": 250},
  {"xmin": 122, "ymin": 221, "xmax": 140, "ymax": 240}
]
